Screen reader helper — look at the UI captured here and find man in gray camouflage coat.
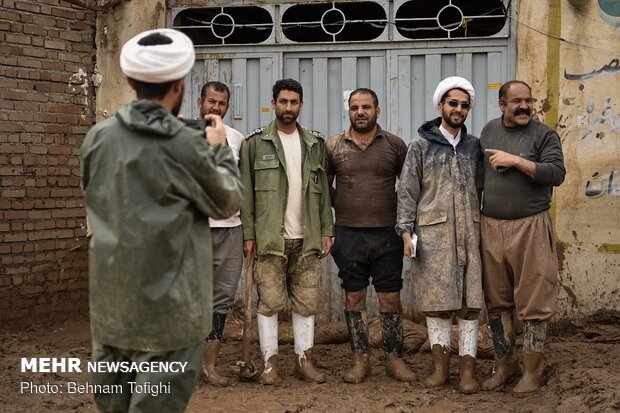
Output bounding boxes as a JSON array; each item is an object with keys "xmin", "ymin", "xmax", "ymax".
[{"xmin": 396, "ymin": 76, "xmax": 484, "ymax": 394}]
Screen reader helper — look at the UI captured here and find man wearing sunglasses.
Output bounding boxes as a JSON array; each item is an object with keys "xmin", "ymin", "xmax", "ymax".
[
  {"xmin": 480, "ymin": 80, "xmax": 565, "ymax": 393},
  {"xmin": 396, "ymin": 76, "xmax": 484, "ymax": 394}
]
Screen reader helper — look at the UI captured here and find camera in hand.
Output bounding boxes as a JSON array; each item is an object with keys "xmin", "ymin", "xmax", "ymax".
[{"xmin": 183, "ymin": 118, "xmax": 212, "ymax": 129}]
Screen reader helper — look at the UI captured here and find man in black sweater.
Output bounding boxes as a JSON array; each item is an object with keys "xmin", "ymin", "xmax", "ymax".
[{"xmin": 480, "ymin": 80, "xmax": 565, "ymax": 393}]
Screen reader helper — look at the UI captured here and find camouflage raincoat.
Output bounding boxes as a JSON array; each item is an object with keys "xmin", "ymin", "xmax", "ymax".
[{"xmin": 396, "ymin": 117, "xmax": 483, "ymax": 312}]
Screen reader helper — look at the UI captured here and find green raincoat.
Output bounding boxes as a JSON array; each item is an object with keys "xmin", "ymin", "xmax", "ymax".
[
  {"xmin": 81, "ymin": 99, "xmax": 242, "ymax": 352},
  {"xmin": 239, "ymin": 121, "xmax": 334, "ymax": 257}
]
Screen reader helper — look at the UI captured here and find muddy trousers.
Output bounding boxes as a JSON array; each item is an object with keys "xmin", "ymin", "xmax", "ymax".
[{"xmin": 91, "ymin": 340, "xmax": 202, "ymax": 413}]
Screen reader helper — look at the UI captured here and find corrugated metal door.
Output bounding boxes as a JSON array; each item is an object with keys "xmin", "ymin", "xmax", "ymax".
[
  {"xmin": 181, "ymin": 52, "xmax": 280, "ymax": 133},
  {"xmin": 388, "ymin": 47, "xmax": 506, "ymax": 141},
  {"xmin": 284, "ymin": 51, "xmax": 387, "ymax": 139},
  {"xmin": 183, "ymin": 46, "xmax": 511, "ymax": 321}
]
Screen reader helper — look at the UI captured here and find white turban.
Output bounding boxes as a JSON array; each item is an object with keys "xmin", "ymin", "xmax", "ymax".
[
  {"xmin": 432, "ymin": 76, "xmax": 475, "ymax": 108},
  {"xmin": 120, "ymin": 28, "xmax": 195, "ymax": 83}
]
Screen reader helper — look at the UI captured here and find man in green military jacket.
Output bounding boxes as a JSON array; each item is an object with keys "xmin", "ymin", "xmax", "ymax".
[
  {"xmin": 80, "ymin": 29, "xmax": 242, "ymax": 412},
  {"xmin": 239, "ymin": 78, "xmax": 334, "ymax": 385}
]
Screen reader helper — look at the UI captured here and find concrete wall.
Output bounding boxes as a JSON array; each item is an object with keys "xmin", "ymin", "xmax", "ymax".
[
  {"xmin": 516, "ymin": 0, "xmax": 620, "ymax": 318},
  {"xmin": 94, "ymin": 0, "xmax": 165, "ymax": 122}
]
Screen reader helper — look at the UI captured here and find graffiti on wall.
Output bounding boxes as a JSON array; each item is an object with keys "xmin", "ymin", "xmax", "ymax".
[
  {"xmin": 564, "ymin": 58, "xmax": 620, "ymax": 80},
  {"xmin": 585, "ymin": 170, "xmax": 620, "ymax": 197}
]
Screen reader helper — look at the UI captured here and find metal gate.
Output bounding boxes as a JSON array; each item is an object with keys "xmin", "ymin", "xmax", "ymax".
[{"xmin": 172, "ymin": 0, "xmax": 515, "ymax": 321}]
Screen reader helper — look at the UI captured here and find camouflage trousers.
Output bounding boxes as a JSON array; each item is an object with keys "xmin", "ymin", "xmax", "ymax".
[{"xmin": 254, "ymin": 239, "xmax": 322, "ymax": 317}]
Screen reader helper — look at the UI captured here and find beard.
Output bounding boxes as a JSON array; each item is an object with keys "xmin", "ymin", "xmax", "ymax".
[
  {"xmin": 442, "ymin": 109, "xmax": 465, "ymax": 129},
  {"xmin": 171, "ymin": 86, "xmax": 184, "ymax": 116},
  {"xmin": 350, "ymin": 115, "xmax": 377, "ymax": 134},
  {"xmin": 275, "ymin": 110, "xmax": 298, "ymax": 125},
  {"xmin": 200, "ymin": 106, "xmax": 221, "ymax": 118}
]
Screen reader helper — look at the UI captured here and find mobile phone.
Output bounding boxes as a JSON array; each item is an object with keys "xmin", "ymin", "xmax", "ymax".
[{"xmin": 183, "ymin": 119, "xmax": 212, "ymax": 129}]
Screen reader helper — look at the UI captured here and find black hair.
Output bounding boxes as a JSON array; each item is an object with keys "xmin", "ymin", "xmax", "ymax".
[
  {"xmin": 349, "ymin": 88, "xmax": 379, "ymax": 107},
  {"xmin": 499, "ymin": 80, "xmax": 532, "ymax": 101},
  {"xmin": 130, "ymin": 32, "xmax": 175, "ymax": 100},
  {"xmin": 200, "ymin": 81, "xmax": 230, "ymax": 102},
  {"xmin": 272, "ymin": 78, "xmax": 303, "ymax": 102}
]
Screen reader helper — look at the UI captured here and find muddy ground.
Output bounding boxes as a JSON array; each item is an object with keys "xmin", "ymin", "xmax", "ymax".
[{"xmin": 1, "ymin": 311, "xmax": 619, "ymax": 413}]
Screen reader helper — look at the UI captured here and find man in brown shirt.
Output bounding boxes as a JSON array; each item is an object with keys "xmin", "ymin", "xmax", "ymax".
[{"xmin": 326, "ymin": 88, "xmax": 414, "ymax": 384}]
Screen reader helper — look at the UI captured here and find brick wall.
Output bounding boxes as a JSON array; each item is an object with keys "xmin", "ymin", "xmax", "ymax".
[{"xmin": 0, "ymin": 0, "xmax": 96, "ymax": 323}]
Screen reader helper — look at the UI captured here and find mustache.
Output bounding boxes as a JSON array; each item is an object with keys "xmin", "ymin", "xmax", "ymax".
[{"xmin": 514, "ymin": 108, "xmax": 531, "ymax": 116}]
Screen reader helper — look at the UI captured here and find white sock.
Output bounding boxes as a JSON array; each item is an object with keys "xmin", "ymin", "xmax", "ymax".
[
  {"xmin": 292, "ymin": 312, "xmax": 314, "ymax": 360},
  {"xmin": 458, "ymin": 318, "xmax": 479, "ymax": 358},
  {"xmin": 426, "ymin": 316, "xmax": 452, "ymax": 348},
  {"xmin": 257, "ymin": 313, "xmax": 278, "ymax": 366}
]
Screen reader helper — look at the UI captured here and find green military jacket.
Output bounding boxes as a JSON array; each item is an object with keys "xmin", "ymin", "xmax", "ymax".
[
  {"xmin": 81, "ymin": 99, "xmax": 242, "ymax": 352},
  {"xmin": 239, "ymin": 120, "xmax": 334, "ymax": 257}
]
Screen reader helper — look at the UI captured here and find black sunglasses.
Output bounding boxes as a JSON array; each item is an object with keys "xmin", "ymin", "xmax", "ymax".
[{"xmin": 444, "ymin": 100, "xmax": 471, "ymax": 109}]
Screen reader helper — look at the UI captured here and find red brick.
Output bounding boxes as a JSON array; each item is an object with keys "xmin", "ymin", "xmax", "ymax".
[
  {"xmin": 5, "ymin": 33, "xmax": 31, "ymax": 45},
  {"xmin": 51, "ymin": 7, "xmax": 75, "ymax": 19},
  {"xmin": 4, "ymin": 233, "xmax": 27, "ymax": 242},
  {"xmin": 15, "ymin": 1, "xmax": 40, "ymax": 12}
]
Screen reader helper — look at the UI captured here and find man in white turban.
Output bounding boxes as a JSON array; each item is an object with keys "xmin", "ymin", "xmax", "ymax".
[
  {"xmin": 81, "ymin": 29, "xmax": 242, "ymax": 413},
  {"xmin": 396, "ymin": 76, "xmax": 484, "ymax": 394}
]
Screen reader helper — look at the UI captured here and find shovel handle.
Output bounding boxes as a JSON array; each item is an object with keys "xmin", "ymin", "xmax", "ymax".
[{"xmin": 242, "ymin": 261, "xmax": 254, "ymax": 362}]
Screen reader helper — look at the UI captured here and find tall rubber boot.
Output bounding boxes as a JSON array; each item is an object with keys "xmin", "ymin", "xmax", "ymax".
[
  {"xmin": 482, "ymin": 311, "xmax": 518, "ymax": 390},
  {"xmin": 343, "ymin": 310, "xmax": 371, "ymax": 384},
  {"xmin": 423, "ymin": 317, "xmax": 451, "ymax": 388},
  {"xmin": 513, "ymin": 320, "xmax": 547, "ymax": 393},
  {"xmin": 457, "ymin": 318, "xmax": 480, "ymax": 394},
  {"xmin": 202, "ymin": 312, "xmax": 229, "ymax": 386},
  {"xmin": 382, "ymin": 312, "xmax": 416, "ymax": 382},
  {"xmin": 257, "ymin": 313, "xmax": 280, "ymax": 385},
  {"xmin": 293, "ymin": 312, "xmax": 326, "ymax": 383}
]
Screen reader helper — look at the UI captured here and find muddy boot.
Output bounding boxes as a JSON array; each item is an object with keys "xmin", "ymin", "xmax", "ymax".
[
  {"xmin": 257, "ymin": 313, "xmax": 280, "ymax": 385},
  {"xmin": 482, "ymin": 311, "xmax": 518, "ymax": 390},
  {"xmin": 343, "ymin": 352, "xmax": 371, "ymax": 384},
  {"xmin": 381, "ymin": 312, "xmax": 416, "ymax": 382},
  {"xmin": 457, "ymin": 318, "xmax": 480, "ymax": 394},
  {"xmin": 202, "ymin": 312, "xmax": 229, "ymax": 386},
  {"xmin": 292, "ymin": 312, "xmax": 326, "ymax": 383},
  {"xmin": 513, "ymin": 349, "xmax": 545, "ymax": 393},
  {"xmin": 259, "ymin": 354, "xmax": 280, "ymax": 385},
  {"xmin": 295, "ymin": 348, "xmax": 326, "ymax": 383},
  {"xmin": 458, "ymin": 356, "xmax": 480, "ymax": 394},
  {"xmin": 202, "ymin": 341, "xmax": 229, "ymax": 386},
  {"xmin": 424, "ymin": 344, "xmax": 451, "ymax": 387},
  {"xmin": 424, "ymin": 316, "xmax": 452, "ymax": 388},
  {"xmin": 384, "ymin": 351, "xmax": 417, "ymax": 382},
  {"xmin": 343, "ymin": 310, "xmax": 371, "ymax": 383},
  {"xmin": 513, "ymin": 320, "xmax": 547, "ymax": 393}
]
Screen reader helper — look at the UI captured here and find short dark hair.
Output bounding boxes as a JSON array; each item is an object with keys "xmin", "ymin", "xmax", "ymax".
[
  {"xmin": 130, "ymin": 32, "xmax": 175, "ymax": 100},
  {"xmin": 200, "ymin": 81, "xmax": 230, "ymax": 102},
  {"xmin": 349, "ymin": 88, "xmax": 379, "ymax": 108},
  {"xmin": 272, "ymin": 78, "xmax": 303, "ymax": 102},
  {"xmin": 499, "ymin": 80, "xmax": 532, "ymax": 101}
]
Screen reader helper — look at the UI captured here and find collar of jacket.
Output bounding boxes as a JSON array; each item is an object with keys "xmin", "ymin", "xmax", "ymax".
[
  {"xmin": 116, "ymin": 99, "xmax": 185, "ymax": 138},
  {"xmin": 261, "ymin": 120, "xmax": 320, "ymax": 149},
  {"xmin": 418, "ymin": 117, "xmax": 471, "ymax": 146}
]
